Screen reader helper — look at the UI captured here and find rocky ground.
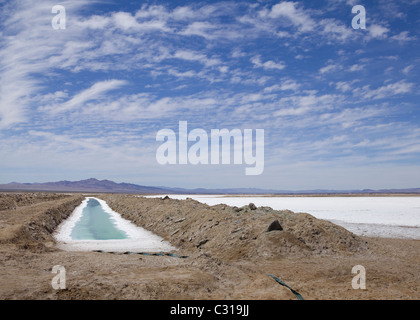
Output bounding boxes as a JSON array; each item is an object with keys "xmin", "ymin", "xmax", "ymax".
[{"xmin": 0, "ymin": 192, "xmax": 418, "ymax": 300}]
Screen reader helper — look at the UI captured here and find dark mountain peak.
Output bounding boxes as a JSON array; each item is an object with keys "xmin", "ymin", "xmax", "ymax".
[{"xmin": 79, "ymin": 178, "xmax": 101, "ymax": 184}]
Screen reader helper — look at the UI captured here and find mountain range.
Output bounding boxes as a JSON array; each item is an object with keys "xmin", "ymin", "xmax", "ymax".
[{"xmin": 0, "ymin": 178, "xmax": 419, "ymax": 194}]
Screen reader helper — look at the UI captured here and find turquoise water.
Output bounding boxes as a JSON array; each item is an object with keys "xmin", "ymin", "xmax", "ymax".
[{"xmin": 70, "ymin": 198, "xmax": 129, "ymax": 240}]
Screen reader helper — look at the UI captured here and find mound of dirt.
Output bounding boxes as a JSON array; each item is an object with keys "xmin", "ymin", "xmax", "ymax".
[
  {"xmin": 0, "ymin": 193, "xmax": 71, "ymax": 211},
  {"xmin": 101, "ymin": 195, "xmax": 369, "ymax": 261},
  {"xmin": 0, "ymin": 194, "xmax": 84, "ymax": 252}
]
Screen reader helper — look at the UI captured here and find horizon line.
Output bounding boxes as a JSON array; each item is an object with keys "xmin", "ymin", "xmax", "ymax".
[{"xmin": 0, "ymin": 178, "xmax": 419, "ymax": 194}]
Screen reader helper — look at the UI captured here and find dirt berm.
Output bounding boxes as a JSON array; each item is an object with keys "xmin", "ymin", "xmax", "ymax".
[
  {"xmin": 101, "ymin": 195, "xmax": 369, "ymax": 261},
  {"xmin": 0, "ymin": 193, "xmax": 84, "ymax": 252}
]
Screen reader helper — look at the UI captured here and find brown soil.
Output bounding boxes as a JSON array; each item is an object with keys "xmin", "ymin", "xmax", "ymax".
[{"xmin": 0, "ymin": 193, "xmax": 418, "ymax": 300}]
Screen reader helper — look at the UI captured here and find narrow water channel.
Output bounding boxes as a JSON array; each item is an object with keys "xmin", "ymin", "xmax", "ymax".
[
  {"xmin": 55, "ymin": 197, "xmax": 175, "ymax": 252},
  {"xmin": 70, "ymin": 198, "xmax": 128, "ymax": 240}
]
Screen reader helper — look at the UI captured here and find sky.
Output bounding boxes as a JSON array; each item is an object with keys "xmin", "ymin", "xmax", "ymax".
[{"xmin": 0, "ymin": 0, "xmax": 419, "ymax": 190}]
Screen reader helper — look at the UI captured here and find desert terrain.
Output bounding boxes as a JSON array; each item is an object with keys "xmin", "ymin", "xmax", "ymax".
[{"xmin": 0, "ymin": 192, "xmax": 418, "ymax": 300}]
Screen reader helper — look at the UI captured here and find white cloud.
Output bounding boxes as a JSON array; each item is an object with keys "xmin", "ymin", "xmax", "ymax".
[
  {"xmin": 402, "ymin": 65, "xmax": 414, "ymax": 75},
  {"xmin": 231, "ymin": 48, "xmax": 246, "ymax": 58},
  {"xmin": 110, "ymin": 9, "xmax": 172, "ymax": 33},
  {"xmin": 75, "ymin": 15, "xmax": 112, "ymax": 30},
  {"xmin": 368, "ymin": 24, "xmax": 389, "ymax": 38},
  {"xmin": 267, "ymin": 1, "xmax": 315, "ymax": 32},
  {"xmin": 180, "ymin": 21, "xmax": 243, "ymax": 40},
  {"xmin": 273, "ymin": 93, "xmax": 343, "ymax": 118},
  {"xmin": 171, "ymin": 6, "xmax": 196, "ymax": 20},
  {"xmin": 348, "ymin": 64, "xmax": 364, "ymax": 72},
  {"xmin": 135, "ymin": 4, "xmax": 169, "ymax": 19},
  {"xmin": 43, "ymin": 80, "xmax": 128, "ymax": 114},
  {"xmin": 335, "ymin": 81, "xmax": 352, "ymax": 92},
  {"xmin": 320, "ymin": 18, "xmax": 354, "ymax": 42},
  {"xmin": 319, "ymin": 106, "xmax": 385, "ymax": 129},
  {"xmin": 173, "ymin": 50, "xmax": 221, "ymax": 68},
  {"xmin": 167, "ymin": 69, "xmax": 197, "ymax": 79},
  {"xmin": 319, "ymin": 63, "xmax": 341, "ymax": 74},
  {"xmin": 251, "ymin": 56, "xmax": 286, "ymax": 70},
  {"xmin": 354, "ymin": 80, "xmax": 414, "ymax": 100},
  {"xmin": 180, "ymin": 21, "xmax": 216, "ymax": 39},
  {"xmin": 264, "ymin": 79, "xmax": 300, "ymax": 92},
  {"xmin": 390, "ymin": 31, "xmax": 417, "ymax": 42},
  {"xmin": 113, "ymin": 12, "xmax": 139, "ymax": 30},
  {"xmin": 0, "ymin": 0, "xmax": 91, "ymax": 129}
]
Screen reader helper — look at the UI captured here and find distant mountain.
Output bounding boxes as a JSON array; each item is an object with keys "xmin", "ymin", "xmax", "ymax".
[
  {"xmin": 0, "ymin": 178, "xmax": 170, "ymax": 194},
  {"xmin": 0, "ymin": 178, "xmax": 419, "ymax": 194}
]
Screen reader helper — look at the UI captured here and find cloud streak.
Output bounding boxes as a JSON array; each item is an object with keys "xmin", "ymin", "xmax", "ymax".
[{"xmin": 45, "ymin": 80, "xmax": 128, "ymax": 114}]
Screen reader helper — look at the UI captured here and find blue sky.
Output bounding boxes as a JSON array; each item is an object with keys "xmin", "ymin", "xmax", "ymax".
[{"xmin": 0, "ymin": 0, "xmax": 419, "ymax": 190}]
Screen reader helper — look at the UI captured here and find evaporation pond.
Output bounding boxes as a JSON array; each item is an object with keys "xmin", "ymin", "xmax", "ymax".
[{"xmin": 70, "ymin": 198, "xmax": 128, "ymax": 240}]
